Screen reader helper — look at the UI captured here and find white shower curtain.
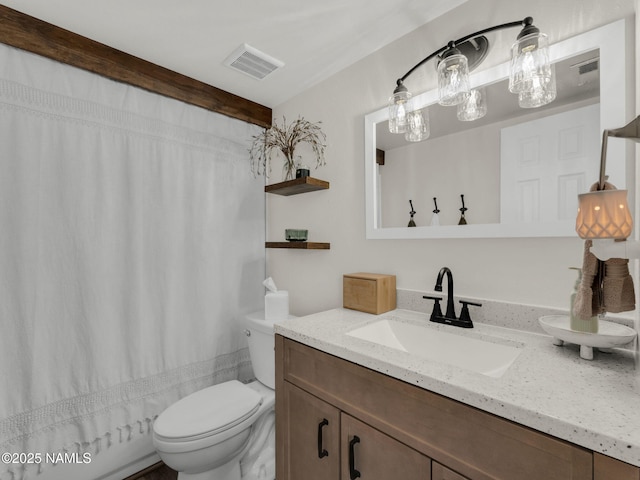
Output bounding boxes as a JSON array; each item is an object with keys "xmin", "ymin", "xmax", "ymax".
[{"xmin": 0, "ymin": 44, "xmax": 265, "ymax": 479}]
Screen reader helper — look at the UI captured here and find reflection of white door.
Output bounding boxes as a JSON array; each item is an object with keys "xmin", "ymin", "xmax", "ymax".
[{"xmin": 500, "ymin": 103, "xmax": 599, "ymax": 223}]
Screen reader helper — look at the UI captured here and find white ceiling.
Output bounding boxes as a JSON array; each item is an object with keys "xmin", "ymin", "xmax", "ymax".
[{"xmin": 1, "ymin": 0, "xmax": 467, "ymax": 108}]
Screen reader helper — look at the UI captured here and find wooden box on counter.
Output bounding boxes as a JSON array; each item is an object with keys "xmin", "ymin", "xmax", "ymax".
[{"xmin": 343, "ymin": 273, "xmax": 396, "ymax": 314}]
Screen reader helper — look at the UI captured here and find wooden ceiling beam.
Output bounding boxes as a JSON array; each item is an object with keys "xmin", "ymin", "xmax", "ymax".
[{"xmin": 0, "ymin": 5, "xmax": 272, "ymax": 128}]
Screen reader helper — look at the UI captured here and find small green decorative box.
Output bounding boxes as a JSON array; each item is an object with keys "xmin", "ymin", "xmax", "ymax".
[{"xmin": 285, "ymin": 229, "xmax": 308, "ymax": 242}]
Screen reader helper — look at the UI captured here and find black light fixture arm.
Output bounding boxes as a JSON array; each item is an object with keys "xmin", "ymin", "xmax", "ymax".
[{"xmin": 394, "ymin": 17, "xmax": 536, "ymax": 93}]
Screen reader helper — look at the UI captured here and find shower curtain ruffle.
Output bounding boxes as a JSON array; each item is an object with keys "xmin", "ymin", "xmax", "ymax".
[
  {"xmin": 0, "ymin": 43, "xmax": 264, "ymax": 480},
  {"xmin": 1, "ymin": 349, "xmax": 252, "ymax": 480}
]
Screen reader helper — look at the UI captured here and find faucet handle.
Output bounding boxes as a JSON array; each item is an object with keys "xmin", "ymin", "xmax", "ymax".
[
  {"xmin": 423, "ymin": 295, "xmax": 443, "ymax": 321},
  {"xmin": 458, "ymin": 300, "xmax": 482, "ymax": 326}
]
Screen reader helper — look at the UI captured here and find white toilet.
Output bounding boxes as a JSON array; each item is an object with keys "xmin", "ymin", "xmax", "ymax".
[{"xmin": 152, "ymin": 311, "xmax": 280, "ymax": 480}]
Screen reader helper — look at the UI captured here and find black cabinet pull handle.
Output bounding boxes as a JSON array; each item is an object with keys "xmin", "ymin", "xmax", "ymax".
[
  {"xmin": 349, "ymin": 435, "xmax": 361, "ymax": 479},
  {"xmin": 317, "ymin": 419, "xmax": 329, "ymax": 458}
]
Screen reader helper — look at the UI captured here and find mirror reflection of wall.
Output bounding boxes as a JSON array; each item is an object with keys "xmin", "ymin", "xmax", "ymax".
[{"xmin": 376, "ymin": 49, "xmax": 601, "ymax": 229}]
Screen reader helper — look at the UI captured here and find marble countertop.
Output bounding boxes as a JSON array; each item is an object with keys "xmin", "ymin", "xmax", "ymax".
[{"xmin": 275, "ymin": 308, "xmax": 640, "ymax": 466}]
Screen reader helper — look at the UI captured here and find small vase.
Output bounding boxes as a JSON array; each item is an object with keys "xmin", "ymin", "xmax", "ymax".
[{"xmin": 282, "ymin": 156, "xmax": 296, "ymax": 181}]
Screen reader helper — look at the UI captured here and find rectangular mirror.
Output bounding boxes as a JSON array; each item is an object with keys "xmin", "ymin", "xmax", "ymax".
[{"xmin": 365, "ymin": 19, "xmax": 630, "ymax": 239}]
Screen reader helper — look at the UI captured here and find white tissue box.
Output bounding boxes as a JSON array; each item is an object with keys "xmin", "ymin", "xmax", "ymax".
[{"xmin": 265, "ymin": 291, "xmax": 289, "ymax": 321}]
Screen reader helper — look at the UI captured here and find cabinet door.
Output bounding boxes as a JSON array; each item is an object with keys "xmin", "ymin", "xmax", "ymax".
[
  {"xmin": 281, "ymin": 337, "xmax": 592, "ymax": 480},
  {"xmin": 280, "ymin": 381, "xmax": 340, "ymax": 480},
  {"xmin": 341, "ymin": 413, "xmax": 431, "ymax": 480},
  {"xmin": 432, "ymin": 462, "xmax": 469, "ymax": 480}
]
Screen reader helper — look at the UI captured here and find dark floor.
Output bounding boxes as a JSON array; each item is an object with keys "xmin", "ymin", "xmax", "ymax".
[{"xmin": 124, "ymin": 462, "xmax": 177, "ymax": 480}]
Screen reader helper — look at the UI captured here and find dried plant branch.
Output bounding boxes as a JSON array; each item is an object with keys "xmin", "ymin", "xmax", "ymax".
[{"xmin": 249, "ymin": 116, "xmax": 327, "ymax": 179}]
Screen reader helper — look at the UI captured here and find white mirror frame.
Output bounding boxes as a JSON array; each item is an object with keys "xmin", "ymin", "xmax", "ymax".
[{"xmin": 365, "ymin": 19, "xmax": 630, "ymax": 239}]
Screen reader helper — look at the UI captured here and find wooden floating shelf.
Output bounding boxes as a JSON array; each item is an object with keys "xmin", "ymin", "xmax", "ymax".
[
  {"xmin": 266, "ymin": 242, "xmax": 330, "ymax": 250},
  {"xmin": 265, "ymin": 176, "xmax": 330, "ymax": 196}
]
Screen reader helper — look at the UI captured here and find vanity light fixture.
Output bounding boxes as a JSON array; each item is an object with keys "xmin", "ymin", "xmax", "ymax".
[
  {"xmin": 405, "ymin": 108, "xmax": 430, "ymax": 142},
  {"xmin": 389, "ymin": 17, "xmax": 556, "ymax": 141},
  {"xmin": 457, "ymin": 88, "xmax": 487, "ymax": 122},
  {"xmin": 575, "ymin": 116, "xmax": 640, "ymax": 260}
]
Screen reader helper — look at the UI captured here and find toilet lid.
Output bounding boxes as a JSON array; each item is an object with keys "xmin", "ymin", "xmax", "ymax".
[{"xmin": 154, "ymin": 380, "xmax": 262, "ymax": 441}]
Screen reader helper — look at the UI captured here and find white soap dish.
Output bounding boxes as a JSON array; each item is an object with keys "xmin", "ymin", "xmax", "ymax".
[{"xmin": 538, "ymin": 315, "xmax": 637, "ymax": 360}]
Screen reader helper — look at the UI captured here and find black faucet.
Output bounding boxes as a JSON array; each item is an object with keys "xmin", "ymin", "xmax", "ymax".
[
  {"xmin": 435, "ymin": 267, "xmax": 456, "ymax": 319},
  {"xmin": 423, "ymin": 267, "xmax": 481, "ymax": 328}
]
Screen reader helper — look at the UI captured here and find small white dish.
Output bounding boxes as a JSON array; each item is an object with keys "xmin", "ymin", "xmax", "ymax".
[{"xmin": 538, "ymin": 315, "xmax": 637, "ymax": 360}]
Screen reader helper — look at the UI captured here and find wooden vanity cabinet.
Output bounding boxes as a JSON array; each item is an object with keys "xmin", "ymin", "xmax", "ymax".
[
  {"xmin": 594, "ymin": 453, "xmax": 640, "ymax": 480},
  {"xmin": 275, "ymin": 335, "xmax": 600, "ymax": 480},
  {"xmin": 341, "ymin": 414, "xmax": 431, "ymax": 479},
  {"xmin": 433, "ymin": 462, "xmax": 470, "ymax": 480},
  {"xmin": 279, "ymin": 380, "xmax": 430, "ymax": 480},
  {"xmin": 280, "ymin": 381, "xmax": 340, "ymax": 479}
]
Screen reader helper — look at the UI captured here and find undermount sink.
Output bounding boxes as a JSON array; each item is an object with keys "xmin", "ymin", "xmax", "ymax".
[{"xmin": 346, "ymin": 318, "xmax": 522, "ymax": 378}]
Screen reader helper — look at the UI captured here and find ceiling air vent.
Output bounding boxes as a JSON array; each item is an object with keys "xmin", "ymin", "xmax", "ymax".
[
  {"xmin": 578, "ymin": 59, "xmax": 599, "ymax": 75},
  {"xmin": 570, "ymin": 57, "xmax": 599, "ymax": 86},
  {"xmin": 223, "ymin": 43, "xmax": 284, "ymax": 80}
]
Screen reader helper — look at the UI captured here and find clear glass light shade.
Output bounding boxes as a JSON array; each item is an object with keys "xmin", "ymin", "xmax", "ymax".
[
  {"xmin": 575, "ymin": 190, "xmax": 633, "ymax": 239},
  {"xmin": 457, "ymin": 88, "xmax": 487, "ymax": 121},
  {"xmin": 388, "ymin": 90, "xmax": 413, "ymax": 134},
  {"xmin": 509, "ymin": 32, "xmax": 553, "ymax": 96},
  {"xmin": 518, "ymin": 64, "xmax": 556, "ymax": 108},
  {"xmin": 437, "ymin": 53, "xmax": 470, "ymax": 106},
  {"xmin": 404, "ymin": 108, "xmax": 430, "ymax": 142}
]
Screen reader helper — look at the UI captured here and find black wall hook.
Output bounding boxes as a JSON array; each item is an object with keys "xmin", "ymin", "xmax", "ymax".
[
  {"xmin": 408, "ymin": 199, "xmax": 417, "ymax": 227},
  {"xmin": 458, "ymin": 194, "xmax": 468, "ymax": 225}
]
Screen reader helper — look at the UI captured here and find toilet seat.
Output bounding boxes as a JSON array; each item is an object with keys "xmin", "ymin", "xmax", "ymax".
[{"xmin": 153, "ymin": 380, "xmax": 262, "ymax": 443}]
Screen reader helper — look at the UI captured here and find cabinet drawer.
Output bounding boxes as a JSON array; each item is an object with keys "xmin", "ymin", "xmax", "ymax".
[{"xmin": 280, "ymin": 336, "xmax": 592, "ymax": 480}]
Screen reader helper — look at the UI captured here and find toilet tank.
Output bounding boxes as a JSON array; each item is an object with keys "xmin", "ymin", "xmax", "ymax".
[{"xmin": 245, "ymin": 311, "xmax": 289, "ymax": 389}]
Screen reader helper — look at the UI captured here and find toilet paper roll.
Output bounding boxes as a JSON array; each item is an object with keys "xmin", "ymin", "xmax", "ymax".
[{"xmin": 265, "ymin": 291, "xmax": 289, "ymax": 321}]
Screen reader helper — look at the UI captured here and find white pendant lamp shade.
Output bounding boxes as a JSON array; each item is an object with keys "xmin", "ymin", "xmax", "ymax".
[
  {"xmin": 576, "ymin": 190, "xmax": 633, "ymax": 240},
  {"xmin": 437, "ymin": 52, "xmax": 470, "ymax": 106},
  {"xmin": 405, "ymin": 108, "xmax": 430, "ymax": 142},
  {"xmin": 388, "ymin": 89, "xmax": 413, "ymax": 134},
  {"xmin": 457, "ymin": 88, "xmax": 487, "ymax": 121}
]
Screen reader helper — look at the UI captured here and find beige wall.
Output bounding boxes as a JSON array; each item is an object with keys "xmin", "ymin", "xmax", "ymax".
[
  {"xmin": 268, "ymin": 0, "xmax": 636, "ymax": 317},
  {"xmin": 382, "ymin": 124, "xmax": 502, "ymax": 227}
]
